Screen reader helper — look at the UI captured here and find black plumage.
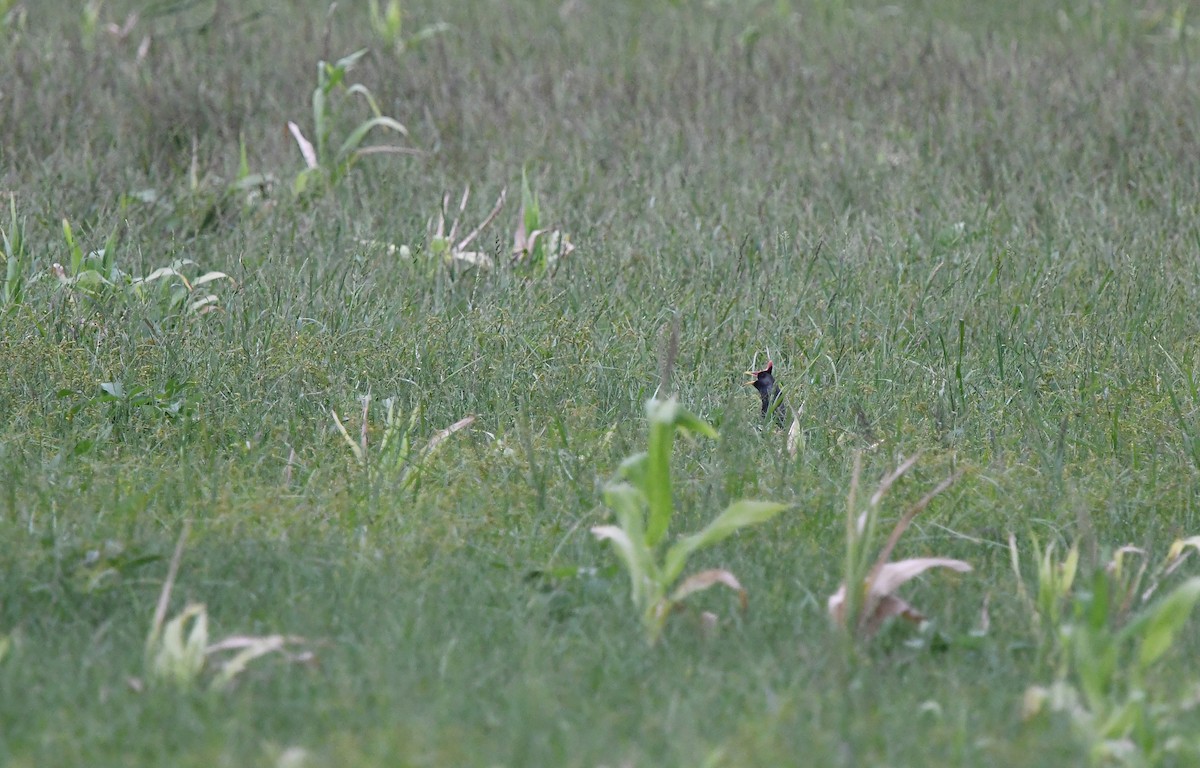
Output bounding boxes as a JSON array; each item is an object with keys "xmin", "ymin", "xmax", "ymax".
[{"xmin": 746, "ymin": 361, "xmax": 786, "ymax": 425}]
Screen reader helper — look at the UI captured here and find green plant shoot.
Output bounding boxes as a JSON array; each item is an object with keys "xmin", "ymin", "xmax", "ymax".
[{"xmin": 592, "ymin": 398, "xmax": 788, "ymax": 644}]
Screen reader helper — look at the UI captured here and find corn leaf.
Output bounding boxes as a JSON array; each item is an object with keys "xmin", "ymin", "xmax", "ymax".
[
  {"xmin": 1126, "ymin": 576, "xmax": 1200, "ymax": 669},
  {"xmin": 643, "ymin": 399, "xmax": 717, "ymax": 547},
  {"xmin": 287, "ymin": 121, "xmax": 318, "ymax": 170},
  {"xmin": 663, "ymin": 500, "xmax": 788, "ymax": 584},
  {"xmin": 592, "ymin": 525, "xmax": 653, "ymax": 608},
  {"xmin": 669, "ymin": 568, "xmax": 747, "ymax": 614},
  {"xmin": 602, "ymin": 482, "xmax": 648, "ymax": 550},
  {"xmin": 869, "ymin": 557, "xmax": 973, "ymax": 598},
  {"xmin": 337, "ymin": 117, "xmax": 410, "ymax": 163},
  {"xmin": 208, "ymin": 635, "xmax": 288, "ymax": 691}
]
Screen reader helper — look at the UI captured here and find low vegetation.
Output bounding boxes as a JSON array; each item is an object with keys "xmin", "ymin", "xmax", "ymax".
[{"xmin": 3, "ymin": 0, "xmax": 1200, "ymax": 765}]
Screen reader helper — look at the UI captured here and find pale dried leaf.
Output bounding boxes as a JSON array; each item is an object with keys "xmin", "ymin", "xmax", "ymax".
[
  {"xmin": 449, "ymin": 251, "xmax": 494, "ymax": 269},
  {"xmin": 1165, "ymin": 536, "xmax": 1200, "ymax": 575},
  {"xmin": 148, "ymin": 525, "xmax": 189, "ymax": 651},
  {"xmin": 868, "ymin": 467, "xmax": 967, "ymax": 582},
  {"xmin": 669, "ymin": 568, "xmax": 747, "ymax": 613},
  {"xmin": 287, "ymin": 122, "xmax": 318, "ymax": 170},
  {"xmin": 869, "ymin": 557, "xmax": 972, "ymax": 599},
  {"xmin": 206, "ymin": 634, "xmax": 309, "ymax": 653},
  {"xmin": 424, "ymin": 415, "xmax": 475, "ymax": 455},
  {"xmin": 330, "ymin": 410, "xmax": 364, "ymax": 462},
  {"xmin": 827, "ymin": 583, "xmax": 847, "ymax": 626},
  {"xmin": 786, "ymin": 408, "xmax": 803, "ymax": 457},
  {"xmin": 134, "ymin": 266, "xmax": 184, "ymax": 285},
  {"xmin": 188, "ymin": 295, "xmax": 221, "ymax": 314},
  {"xmin": 512, "ymin": 201, "xmax": 529, "ymax": 252},
  {"xmin": 869, "ymin": 453, "xmax": 920, "ymax": 507},
  {"xmin": 191, "ymin": 270, "xmax": 231, "ymax": 288},
  {"xmin": 829, "ymin": 585, "xmax": 925, "ymax": 635},
  {"xmin": 830, "ymin": 558, "xmax": 971, "ymax": 636},
  {"xmin": 455, "ymin": 188, "xmax": 506, "ymax": 252},
  {"xmin": 354, "ymin": 237, "xmax": 399, "ymax": 256},
  {"xmin": 868, "ymin": 594, "xmax": 925, "ymax": 629},
  {"xmin": 276, "ymin": 747, "xmax": 311, "ymax": 768},
  {"xmin": 1107, "ymin": 545, "xmax": 1146, "ymax": 583}
]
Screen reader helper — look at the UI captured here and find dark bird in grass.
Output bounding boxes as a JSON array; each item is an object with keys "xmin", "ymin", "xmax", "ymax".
[{"xmin": 746, "ymin": 361, "xmax": 787, "ymax": 426}]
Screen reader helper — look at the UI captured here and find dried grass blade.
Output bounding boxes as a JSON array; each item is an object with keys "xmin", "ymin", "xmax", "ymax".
[
  {"xmin": 456, "ymin": 188, "xmax": 507, "ymax": 252},
  {"xmin": 868, "ymin": 466, "xmax": 966, "ymax": 584}
]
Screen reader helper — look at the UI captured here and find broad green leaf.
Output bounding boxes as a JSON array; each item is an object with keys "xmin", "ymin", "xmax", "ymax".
[
  {"xmin": 333, "ymin": 48, "xmax": 369, "ymax": 73},
  {"xmin": 643, "ymin": 399, "xmax": 717, "ymax": 548},
  {"xmin": 1131, "ymin": 577, "xmax": 1200, "ymax": 669},
  {"xmin": 293, "ymin": 168, "xmax": 319, "ymax": 197},
  {"xmin": 62, "ymin": 218, "xmax": 83, "ymax": 275},
  {"xmin": 409, "ymin": 22, "xmax": 452, "ymax": 45},
  {"xmin": 644, "ymin": 406, "xmax": 676, "ymax": 548},
  {"xmin": 311, "ymin": 86, "xmax": 327, "ymax": 159},
  {"xmin": 616, "ymin": 451, "xmax": 648, "ymax": 487},
  {"xmin": 337, "ymin": 116, "xmax": 410, "ymax": 162},
  {"xmin": 1070, "ymin": 621, "xmax": 1117, "ymax": 712},
  {"xmin": 602, "ymin": 482, "xmax": 647, "ymax": 549},
  {"xmin": 663, "ymin": 500, "xmax": 788, "ymax": 584},
  {"xmin": 645, "ymin": 397, "xmax": 718, "ymax": 439},
  {"xmin": 1094, "ymin": 700, "xmax": 1141, "ymax": 742},
  {"xmin": 521, "ymin": 168, "xmax": 540, "ymax": 237},
  {"xmin": 592, "ymin": 525, "xmax": 653, "ymax": 608},
  {"xmin": 346, "ymin": 83, "xmax": 386, "ymax": 118}
]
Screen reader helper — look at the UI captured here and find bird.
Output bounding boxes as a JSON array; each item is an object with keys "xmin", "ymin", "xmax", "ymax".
[{"xmin": 746, "ymin": 361, "xmax": 787, "ymax": 426}]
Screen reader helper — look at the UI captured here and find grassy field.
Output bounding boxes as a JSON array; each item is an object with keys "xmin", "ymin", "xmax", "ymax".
[{"xmin": 4, "ymin": 0, "xmax": 1200, "ymax": 765}]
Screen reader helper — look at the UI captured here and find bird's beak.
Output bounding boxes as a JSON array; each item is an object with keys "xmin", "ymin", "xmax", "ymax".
[{"xmin": 743, "ymin": 374, "xmax": 758, "ymax": 386}]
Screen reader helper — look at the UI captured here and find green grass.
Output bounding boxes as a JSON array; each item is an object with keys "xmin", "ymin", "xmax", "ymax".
[{"xmin": 4, "ymin": 0, "xmax": 1200, "ymax": 764}]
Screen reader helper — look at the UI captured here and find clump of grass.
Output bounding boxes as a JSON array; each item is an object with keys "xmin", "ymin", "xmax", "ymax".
[{"xmin": 331, "ymin": 394, "xmax": 474, "ymax": 491}]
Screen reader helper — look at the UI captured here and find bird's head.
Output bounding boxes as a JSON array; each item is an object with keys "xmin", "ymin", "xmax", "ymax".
[{"xmin": 745, "ymin": 361, "xmax": 776, "ymax": 396}]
